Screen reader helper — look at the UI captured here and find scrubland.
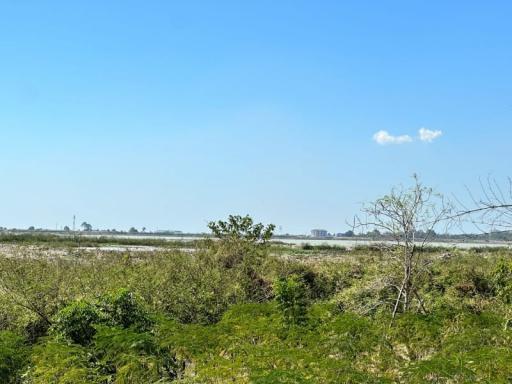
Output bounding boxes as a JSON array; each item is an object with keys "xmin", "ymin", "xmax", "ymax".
[{"xmin": 0, "ymin": 231, "xmax": 511, "ymax": 383}]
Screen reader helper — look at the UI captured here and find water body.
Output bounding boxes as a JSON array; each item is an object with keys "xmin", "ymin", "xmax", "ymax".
[
  {"xmin": 80, "ymin": 234, "xmax": 511, "ymax": 249},
  {"xmin": 274, "ymin": 238, "xmax": 512, "ymax": 249}
]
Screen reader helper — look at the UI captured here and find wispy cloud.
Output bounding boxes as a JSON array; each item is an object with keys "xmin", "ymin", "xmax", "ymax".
[
  {"xmin": 373, "ymin": 130, "xmax": 413, "ymax": 145},
  {"xmin": 419, "ymin": 127, "xmax": 442, "ymax": 142}
]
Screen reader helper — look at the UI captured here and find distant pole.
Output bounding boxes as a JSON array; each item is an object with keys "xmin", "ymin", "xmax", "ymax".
[{"xmin": 73, "ymin": 215, "xmax": 76, "ymax": 232}]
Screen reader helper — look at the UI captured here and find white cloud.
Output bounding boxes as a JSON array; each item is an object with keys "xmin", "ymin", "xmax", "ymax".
[
  {"xmin": 372, "ymin": 130, "xmax": 413, "ymax": 145},
  {"xmin": 419, "ymin": 127, "xmax": 442, "ymax": 142}
]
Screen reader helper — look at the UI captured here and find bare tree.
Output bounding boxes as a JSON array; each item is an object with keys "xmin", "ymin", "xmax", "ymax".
[
  {"xmin": 454, "ymin": 176, "xmax": 512, "ymax": 234},
  {"xmin": 355, "ymin": 175, "xmax": 452, "ymax": 318}
]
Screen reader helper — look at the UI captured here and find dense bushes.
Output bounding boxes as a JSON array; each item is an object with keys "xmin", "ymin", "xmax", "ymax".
[
  {"xmin": 93, "ymin": 325, "xmax": 182, "ymax": 383},
  {"xmin": 29, "ymin": 290, "xmax": 179, "ymax": 383},
  {"xmin": 139, "ymin": 251, "xmax": 244, "ymax": 324},
  {"xmin": 29, "ymin": 302, "xmax": 512, "ymax": 383},
  {"xmin": 0, "ymin": 235, "xmax": 512, "ymax": 382},
  {"xmin": 27, "ymin": 340, "xmax": 98, "ymax": 384},
  {"xmin": 0, "ymin": 331, "xmax": 28, "ymax": 383},
  {"xmin": 52, "ymin": 289, "xmax": 152, "ymax": 346}
]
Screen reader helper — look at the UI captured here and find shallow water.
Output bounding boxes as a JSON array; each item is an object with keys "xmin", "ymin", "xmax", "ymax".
[{"xmin": 79, "ymin": 233, "xmax": 511, "ymax": 249}]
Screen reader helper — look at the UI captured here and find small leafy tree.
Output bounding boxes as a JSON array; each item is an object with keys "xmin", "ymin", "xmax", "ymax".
[
  {"xmin": 80, "ymin": 222, "xmax": 92, "ymax": 232},
  {"xmin": 208, "ymin": 214, "xmax": 275, "ymax": 244},
  {"xmin": 207, "ymin": 214, "xmax": 275, "ymax": 268},
  {"xmin": 208, "ymin": 215, "xmax": 276, "ymax": 301}
]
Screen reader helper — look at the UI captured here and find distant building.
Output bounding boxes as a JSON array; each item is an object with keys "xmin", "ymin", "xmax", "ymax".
[{"xmin": 311, "ymin": 229, "xmax": 328, "ymax": 237}]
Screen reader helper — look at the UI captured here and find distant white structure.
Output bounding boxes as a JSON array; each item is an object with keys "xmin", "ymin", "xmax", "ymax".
[{"xmin": 311, "ymin": 229, "xmax": 328, "ymax": 238}]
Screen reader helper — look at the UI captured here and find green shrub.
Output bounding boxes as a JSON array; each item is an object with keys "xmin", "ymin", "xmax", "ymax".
[
  {"xmin": 99, "ymin": 288, "xmax": 153, "ymax": 331},
  {"xmin": 52, "ymin": 300, "xmax": 101, "ymax": 346},
  {"xmin": 281, "ymin": 264, "xmax": 338, "ymax": 300},
  {"xmin": 27, "ymin": 339, "xmax": 101, "ymax": 384},
  {"xmin": 0, "ymin": 331, "xmax": 28, "ymax": 383},
  {"xmin": 93, "ymin": 325, "xmax": 183, "ymax": 382},
  {"xmin": 275, "ymin": 275, "xmax": 309, "ymax": 326},
  {"xmin": 492, "ymin": 259, "xmax": 512, "ymax": 303}
]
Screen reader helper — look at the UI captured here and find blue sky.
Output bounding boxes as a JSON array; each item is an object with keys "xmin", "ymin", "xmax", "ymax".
[{"xmin": 1, "ymin": 1, "xmax": 511, "ymax": 233}]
